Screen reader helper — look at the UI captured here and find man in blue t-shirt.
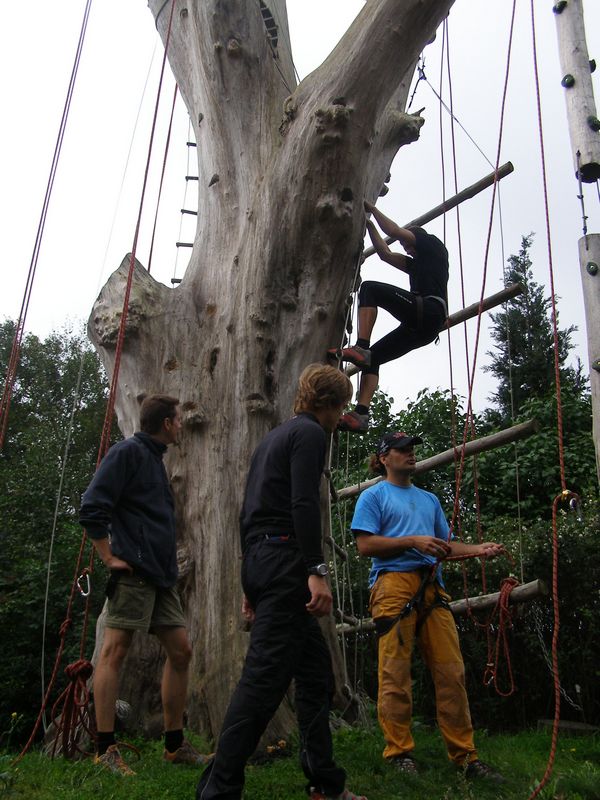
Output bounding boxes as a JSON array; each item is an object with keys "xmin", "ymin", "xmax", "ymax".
[{"xmin": 351, "ymin": 431, "xmax": 504, "ymax": 781}]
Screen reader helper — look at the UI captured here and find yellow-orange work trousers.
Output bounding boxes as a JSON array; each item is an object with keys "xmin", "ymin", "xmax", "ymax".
[{"xmin": 370, "ymin": 570, "xmax": 477, "ymax": 765}]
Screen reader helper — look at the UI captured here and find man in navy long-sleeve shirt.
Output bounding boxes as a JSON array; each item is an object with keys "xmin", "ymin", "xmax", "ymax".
[
  {"xmin": 197, "ymin": 364, "xmax": 367, "ymax": 800},
  {"xmin": 80, "ymin": 394, "xmax": 207, "ymax": 774}
]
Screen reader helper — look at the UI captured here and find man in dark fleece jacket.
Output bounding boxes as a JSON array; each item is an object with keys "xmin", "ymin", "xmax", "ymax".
[
  {"xmin": 197, "ymin": 364, "xmax": 367, "ymax": 800},
  {"xmin": 80, "ymin": 394, "xmax": 207, "ymax": 775}
]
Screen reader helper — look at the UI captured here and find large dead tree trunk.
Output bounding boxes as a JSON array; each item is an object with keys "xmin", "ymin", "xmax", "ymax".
[{"xmin": 88, "ymin": 0, "xmax": 454, "ymax": 742}]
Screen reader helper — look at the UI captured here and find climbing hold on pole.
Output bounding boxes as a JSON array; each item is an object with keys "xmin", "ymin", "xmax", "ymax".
[
  {"xmin": 552, "ymin": 1, "xmax": 567, "ymax": 13},
  {"xmin": 590, "ymin": 60, "xmax": 597, "ymax": 74},
  {"xmin": 592, "ymin": 359, "xmax": 600, "ymax": 373},
  {"xmin": 587, "ymin": 115, "xmax": 600, "ymax": 132},
  {"xmin": 561, "ymin": 74, "xmax": 575, "ymax": 88},
  {"xmin": 586, "ymin": 261, "xmax": 598, "ymax": 276}
]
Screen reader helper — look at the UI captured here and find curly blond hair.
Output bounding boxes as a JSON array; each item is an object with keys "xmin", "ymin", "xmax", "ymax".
[{"xmin": 293, "ymin": 363, "xmax": 353, "ymax": 414}]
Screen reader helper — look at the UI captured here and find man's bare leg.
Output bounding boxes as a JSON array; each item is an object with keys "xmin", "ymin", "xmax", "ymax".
[
  {"xmin": 357, "ymin": 306, "xmax": 377, "ymax": 342},
  {"xmin": 155, "ymin": 626, "xmax": 192, "ymax": 731},
  {"xmin": 94, "ymin": 628, "xmax": 134, "ymax": 732},
  {"xmin": 357, "ymin": 373, "xmax": 379, "ymax": 409}
]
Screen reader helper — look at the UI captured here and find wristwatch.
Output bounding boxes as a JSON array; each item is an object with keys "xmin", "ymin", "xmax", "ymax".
[{"xmin": 308, "ymin": 563, "xmax": 329, "ymax": 577}]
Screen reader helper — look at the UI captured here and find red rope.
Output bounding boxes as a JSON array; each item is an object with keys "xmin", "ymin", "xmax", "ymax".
[
  {"xmin": 526, "ymin": 0, "xmax": 575, "ymax": 791},
  {"xmin": 0, "ymin": 0, "xmax": 93, "ymax": 452},
  {"xmin": 14, "ymin": 0, "xmax": 179, "ymax": 763},
  {"xmin": 482, "ymin": 576, "xmax": 519, "ymax": 697},
  {"xmin": 449, "ymin": 0, "xmax": 518, "ymax": 537}
]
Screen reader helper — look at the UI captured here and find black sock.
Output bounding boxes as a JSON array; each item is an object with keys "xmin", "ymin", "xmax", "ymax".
[
  {"xmin": 97, "ymin": 731, "xmax": 116, "ymax": 756},
  {"xmin": 164, "ymin": 729, "xmax": 184, "ymax": 753},
  {"xmin": 356, "ymin": 338, "xmax": 370, "ymax": 349},
  {"xmin": 355, "ymin": 404, "xmax": 369, "ymax": 416}
]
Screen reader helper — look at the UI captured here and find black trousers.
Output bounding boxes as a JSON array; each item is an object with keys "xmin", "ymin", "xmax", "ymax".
[
  {"xmin": 196, "ymin": 538, "xmax": 346, "ymax": 800},
  {"xmin": 358, "ymin": 280, "xmax": 446, "ymax": 375}
]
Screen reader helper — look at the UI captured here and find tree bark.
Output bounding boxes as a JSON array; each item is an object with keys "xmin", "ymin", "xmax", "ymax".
[{"xmin": 88, "ymin": 0, "xmax": 455, "ymax": 742}]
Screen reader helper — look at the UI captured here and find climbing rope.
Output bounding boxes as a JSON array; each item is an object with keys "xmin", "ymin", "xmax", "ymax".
[
  {"xmin": 0, "ymin": 0, "xmax": 93, "ymax": 453},
  {"xmin": 526, "ymin": 0, "xmax": 579, "ymax": 792},
  {"xmin": 15, "ymin": 0, "xmax": 179, "ymax": 763}
]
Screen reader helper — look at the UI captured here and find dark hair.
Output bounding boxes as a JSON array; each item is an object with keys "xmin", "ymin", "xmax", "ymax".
[
  {"xmin": 139, "ymin": 394, "xmax": 180, "ymax": 434},
  {"xmin": 293, "ymin": 364, "xmax": 353, "ymax": 414},
  {"xmin": 368, "ymin": 453, "xmax": 386, "ymax": 476}
]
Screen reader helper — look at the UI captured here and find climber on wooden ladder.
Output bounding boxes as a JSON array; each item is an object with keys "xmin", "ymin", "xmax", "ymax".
[{"xmin": 328, "ymin": 200, "xmax": 449, "ymax": 433}]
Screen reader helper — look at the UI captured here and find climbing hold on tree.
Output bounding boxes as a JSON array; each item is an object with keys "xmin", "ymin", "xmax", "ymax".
[
  {"xmin": 561, "ymin": 74, "xmax": 575, "ymax": 88},
  {"xmin": 552, "ymin": 1, "xmax": 567, "ymax": 13},
  {"xmin": 586, "ymin": 261, "xmax": 598, "ymax": 276}
]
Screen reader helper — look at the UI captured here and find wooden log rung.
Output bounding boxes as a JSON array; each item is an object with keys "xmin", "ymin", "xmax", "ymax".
[
  {"xmin": 363, "ymin": 161, "xmax": 514, "ymax": 260},
  {"xmin": 344, "ymin": 283, "xmax": 524, "ymax": 379},
  {"xmin": 337, "ymin": 419, "xmax": 538, "ymax": 500},
  {"xmin": 336, "ymin": 578, "xmax": 546, "ymax": 634}
]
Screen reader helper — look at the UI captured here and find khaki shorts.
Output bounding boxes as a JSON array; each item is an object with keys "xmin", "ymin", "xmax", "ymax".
[{"xmin": 105, "ymin": 573, "xmax": 185, "ymax": 633}]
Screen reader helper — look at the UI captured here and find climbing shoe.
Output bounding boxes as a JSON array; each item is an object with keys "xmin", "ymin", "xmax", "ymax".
[
  {"xmin": 94, "ymin": 744, "xmax": 136, "ymax": 776},
  {"xmin": 389, "ymin": 755, "xmax": 418, "ymax": 775},
  {"xmin": 464, "ymin": 759, "xmax": 505, "ymax": 783},
  {"xmin": 163, "ymin": 739, "xmax": 213, "ymax": 766},
  {"xmin": 337, "ymin": 410, "xmax": 369, "ymax": 433},
  {"xmin": 326, "ymin": 345, "xmax": 371, "ymax": 369},
  {"xmin": 309, "ymin": 788, "xmax": 368, "ymax": 800}
]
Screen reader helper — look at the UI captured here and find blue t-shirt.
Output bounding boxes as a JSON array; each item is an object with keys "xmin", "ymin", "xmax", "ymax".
[{"xmin": 351, "ymin": 481, "xmax": 451, "ymax": 588}]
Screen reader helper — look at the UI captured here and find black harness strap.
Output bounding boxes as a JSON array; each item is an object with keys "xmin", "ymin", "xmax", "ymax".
[{"xmin": 373, "ymin": 570, "xmax": 451, "ymax": 645}]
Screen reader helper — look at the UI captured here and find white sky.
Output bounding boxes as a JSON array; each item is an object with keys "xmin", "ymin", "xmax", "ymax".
[{"xmin": 1, "ymin": 0, "xmax": 599, "ymax": 414}]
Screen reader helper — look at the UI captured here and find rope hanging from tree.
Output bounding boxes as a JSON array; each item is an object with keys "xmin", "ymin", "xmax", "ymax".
[
  {"xmin": 14, "ymin": 0, "xmax": 179, "ymax": 764},
  {"xmin": 0, "ymin": 0, "xmax": 93, "ymax": 453}
]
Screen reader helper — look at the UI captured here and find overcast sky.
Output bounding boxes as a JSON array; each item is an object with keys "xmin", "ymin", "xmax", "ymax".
[{"xmin": 1, "ymin": 0, "xmax": 599, "ymax": 414}]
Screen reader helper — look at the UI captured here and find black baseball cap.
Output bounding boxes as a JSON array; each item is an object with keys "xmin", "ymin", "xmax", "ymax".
[{"xmin": 376, "ymin": 431, "xmax": 423, "ymax": 456}]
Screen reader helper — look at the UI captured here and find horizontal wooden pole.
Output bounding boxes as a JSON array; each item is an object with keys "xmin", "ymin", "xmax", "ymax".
[
  {"xmin": 363, "ymin": 161, "xmax": 514, "ymax": 260},
  {"xmin": 344, "ymin": 282, "xmax": 524, "ymax": 379},
  {"xmin": 445, "ymin": 282, "xmax": 523, "ymax": 329},
  {"xmin": 336, "ymin": 579, "xmax": 546, "ymax": 634},
  {"xmin": 336, "ymin": 419, "xmax": 538, "ymax": 501}
]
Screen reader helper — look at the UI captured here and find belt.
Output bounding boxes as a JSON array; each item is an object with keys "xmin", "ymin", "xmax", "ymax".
[{"xmin": 245, "ymin": 532, "xmax": 295, "ymax": 546}]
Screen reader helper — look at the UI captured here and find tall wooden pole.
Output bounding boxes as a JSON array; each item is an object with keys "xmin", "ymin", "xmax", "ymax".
[
  {"xmin": 554, "ymin": 0, "xmax": 600, "ymax": 484},
  {"xmin": 553, "ymin": 0, "xmax": 600, "ymax": 182},
  {"xmin": 579, "ymin": 234, "xmax": 600, "ymax": 483}
]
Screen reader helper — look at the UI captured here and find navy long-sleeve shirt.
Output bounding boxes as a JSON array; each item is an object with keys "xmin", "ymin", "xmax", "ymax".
[
  {"xmin": 239, "ymin": 413, "xmax": 326, "ymax": 568},
  {"xmin": 79, "ymin": 432, "xmax": 177, "ymax": 587}
]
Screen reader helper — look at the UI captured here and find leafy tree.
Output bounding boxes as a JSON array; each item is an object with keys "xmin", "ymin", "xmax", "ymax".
[
  {"xmin": 484, "ymin": 234, "xmax": 579, "ymax": 424},
  {"xmin": 0, "ymin": 321, "xmax": 113, "ymax": 741}
]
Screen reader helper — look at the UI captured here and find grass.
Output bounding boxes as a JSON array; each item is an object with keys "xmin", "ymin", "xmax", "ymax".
[{"xmin": 1, "ymin": 724, "xmax": 599, "ymax": 800}]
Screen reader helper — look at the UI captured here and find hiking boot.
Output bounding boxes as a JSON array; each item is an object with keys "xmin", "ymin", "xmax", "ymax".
[
  {"xmin": 309, "ymin": 789, "xmax": 368, "ymax": 800},
  {"xmin": 327, "ymin": 345, "xmax": 371, "ymax": 369},
  {"xmin": 163, "ymin": 739, "xmax": 213, "ymax": 766},
  {"xmin": 337, "ymin": 410, "xmax": 369, "ymax": 433},
  {"xmin": 389, "ymin": 755, "xmax": 418, "ymax": 775},
  {"xmin": 464, "ymin": 759, "xmax": 504, "ymax": 783},
  {"xmin": 94, "ymin": 744, "xmax": 136, "ymax": 776}
]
